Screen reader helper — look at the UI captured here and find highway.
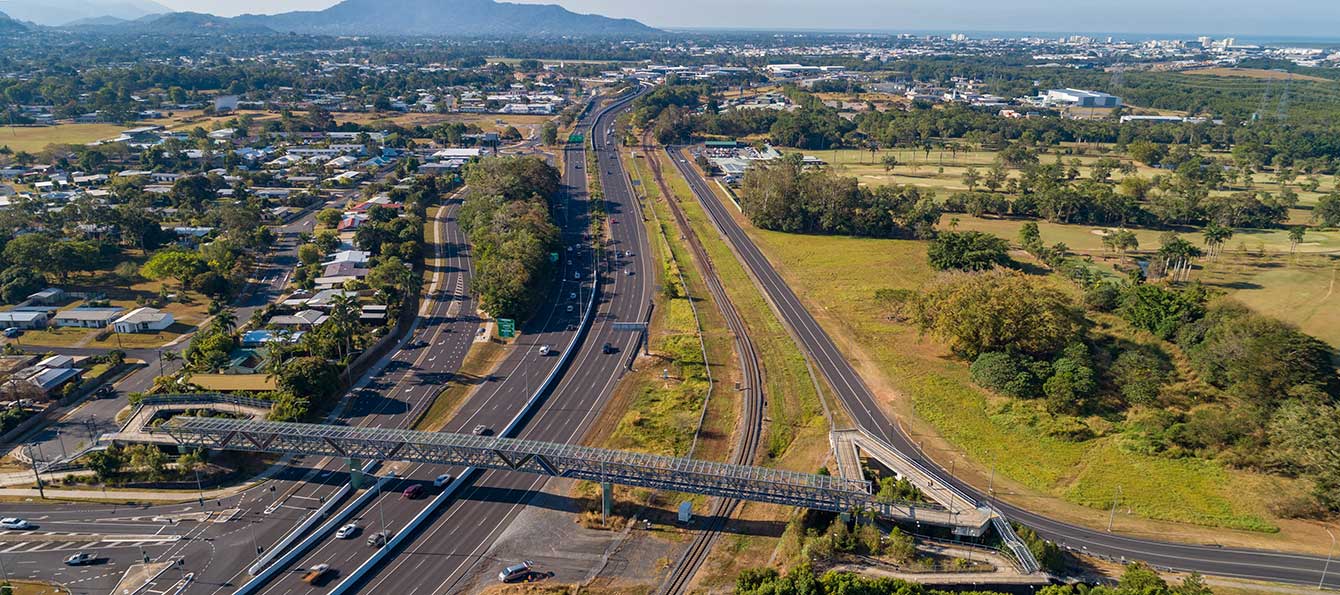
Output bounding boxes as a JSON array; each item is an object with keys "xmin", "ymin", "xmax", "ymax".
[
  {"xmin": 337, "ymin": 87, "xmax": 653, "ymax": 595},
  {"xmin": 666, "ymin": 146, "xmax": 1340, "ymax": 589}
]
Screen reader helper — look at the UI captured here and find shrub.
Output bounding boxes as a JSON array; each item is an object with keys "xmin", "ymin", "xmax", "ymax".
[
  {"xmin": 926, "ymin": 230, "xmax": 1012, "ymax": 271},
  {"xmin": 1109, "ymin": 347, "xmax": 1173, "ymax": 406},
  {"xmin": 905, "ymin": 269, "xmax": 1081, "ymax": 359},
  {"xmin": 970, "ymin": 352, "xmax": 1040, "ymax": 398}
]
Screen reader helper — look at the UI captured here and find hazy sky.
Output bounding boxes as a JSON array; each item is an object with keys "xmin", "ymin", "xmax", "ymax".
[{"xmin": 157, "ymin": 0, "xmax": 1340, "ymax": 37}]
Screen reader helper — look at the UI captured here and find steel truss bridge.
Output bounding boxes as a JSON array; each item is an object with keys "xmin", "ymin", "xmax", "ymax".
[{"xmin": 156, "ymin": 417, "xmax": 970, "ymax": 527}]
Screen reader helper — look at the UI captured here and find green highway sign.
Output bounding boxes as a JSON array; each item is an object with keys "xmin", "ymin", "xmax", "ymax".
[{"xmin": 498, "ymin": 318, "xmax": 516, "ymax": 338}]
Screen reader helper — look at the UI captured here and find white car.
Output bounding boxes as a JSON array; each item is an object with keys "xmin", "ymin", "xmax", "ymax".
[
  {"xmin": 0, "ymin": 518, "xmax": 31, "ymax": 530},
  {"xmin": 434, "ymin": 474, "xmax": 453, "ymax": 488},
  {"xmin": 335, "ymin": 524, "xmax": 359, "ymax": 539},
  {"xmin": 537, "ymin": 345, "xmax": 551, "ymax": 356}
]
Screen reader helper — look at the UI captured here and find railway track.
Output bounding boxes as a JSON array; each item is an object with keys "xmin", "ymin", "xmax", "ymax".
[{"xmin": 643, "ymin": 140, "xmax": 765, "ymax": 594}]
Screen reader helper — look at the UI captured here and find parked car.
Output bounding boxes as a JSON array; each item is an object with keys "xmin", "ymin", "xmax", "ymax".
[
  {"xmin": 64, "ymin": 553, "xmax": 97, "ymax": 566},
  {"xmin": 498, "ymin": 561, "xmax": 533, "ymax": 583},
  {"xmin": 0, "ymin": 518, "xmax": 32, "ymax": 530},
  {"xmin": 335, "ymin": 524, "xmax": 359, "ymax": 539},
  {"xmin": 2, "ymin": 328, "xmax": 21, "ymax": 338}
]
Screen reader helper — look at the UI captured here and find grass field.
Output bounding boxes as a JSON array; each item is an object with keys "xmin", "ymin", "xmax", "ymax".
[
  {"xmin": 1186, "ymin": 67, "xmax": 1334, "ymax": 83},
  {"xmin": 731, "ymin": 217, "xmax": 1324, "ymax": 541},
  {"xmin": 2, "ymin": 580, "xmax": 68, "ymax": 595},
  {"xmin": 0, "ymin": 124, "xmax": 127, "ymax": 153},
  {"xmin": 949, "ymin": 215, "xmax": 1340, "ymax": 345},
  {"xmin": 803, "ymin": 146, "xmax": 1336, "ymax": 223}
]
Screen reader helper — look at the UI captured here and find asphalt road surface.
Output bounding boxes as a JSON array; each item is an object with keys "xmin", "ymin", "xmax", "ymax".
[
  {"xmin": 286, "ymin": 87, "xmax": 651, "ymax": 595},
  {"xmin": 667, "ymin": 146, "xmax": 1340, "ymax": 589}
]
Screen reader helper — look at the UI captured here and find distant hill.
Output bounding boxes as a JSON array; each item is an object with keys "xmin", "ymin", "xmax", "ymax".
[
  {"xmin": 62, "ymin": 14, "xmax": 128, "ymax": 27},
  {"xmin": 0, "ymin": 9, "xmax": 29, "ymax": 32},
  {"xmin": 118, "ymin": 12, "xmax": 277, "ymax": 34},
  {"xmin": 237, "ymin": 0, "xmax": 657, "ymax": 37},
  {"xmin": 0, "ymin": 0, "xmax": 168, "ymax": 26}
]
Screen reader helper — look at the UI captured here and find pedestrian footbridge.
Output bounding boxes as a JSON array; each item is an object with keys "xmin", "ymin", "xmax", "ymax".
[{"xmin": 133, "ymin": 417, "xmax": 991, "ymax": 533}]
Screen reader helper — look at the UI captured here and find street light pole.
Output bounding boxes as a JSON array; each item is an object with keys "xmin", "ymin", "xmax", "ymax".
[
  {"xmin": 1107, "ymin": 485, "xmax": 1122, "ymax": 533},
  {"xmin": 1321, "ymin": 528, "xmax": 1336, "ymax": 590}
]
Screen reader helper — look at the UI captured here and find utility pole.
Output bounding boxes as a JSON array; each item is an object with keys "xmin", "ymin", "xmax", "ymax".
[{"xmin": 26, "ymin": 443, "xmax": 43, "ymax": 498}]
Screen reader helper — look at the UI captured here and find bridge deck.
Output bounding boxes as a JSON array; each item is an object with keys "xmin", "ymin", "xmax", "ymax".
[{"xmin": 144, "ymin": 417, "xmax": 988, "ymax": 530}]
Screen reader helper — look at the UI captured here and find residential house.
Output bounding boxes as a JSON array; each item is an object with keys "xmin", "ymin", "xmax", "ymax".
[
  {"xmin": 112, "ymin": 307, "xmax": 174, "ymax": 333},
  {"xmin": 53, "ymin": 307, "xmax": 125, "ymax": 329},
  {"xmin": 268, "ymin": 309, "xmax": 328, "ymax": 330},
  {"xmin": 0, "ymin": 311, "xmax": 48, "ymax": 329}
]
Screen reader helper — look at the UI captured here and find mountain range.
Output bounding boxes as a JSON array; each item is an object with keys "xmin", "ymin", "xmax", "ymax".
[
  {"xmin": 0, "ymin": 0, "xmax": 167, "ymax": 26},
  {"xmin": 34, "ymin": 0, "xmax": 656, "ymax": 37},
  {"xmin": 236, "ymin": 0, "xmax": 656, "ymax": 36}
]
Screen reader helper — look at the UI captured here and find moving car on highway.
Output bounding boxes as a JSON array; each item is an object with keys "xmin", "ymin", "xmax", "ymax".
[{"xmin": 0, "ymin": 518, "xmax": 32, "ymax": 530}]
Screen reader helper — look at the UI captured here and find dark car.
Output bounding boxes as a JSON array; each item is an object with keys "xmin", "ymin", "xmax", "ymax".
[
  {"xmin": 602, "ymin": 343, "xmax": 617, "ymax": 355},
  {"xmin": 402, "ymin": 484, "xmax": 424, "ymax": 500}
]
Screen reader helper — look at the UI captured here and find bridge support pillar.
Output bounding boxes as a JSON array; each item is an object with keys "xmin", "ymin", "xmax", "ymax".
[
  {"xmin": 601, "ymin": 482, "xmax": 613, "ymax": 525},
  {"xmin": 348, "ymin": 458, "xmax": 363, "ymax": 489}
]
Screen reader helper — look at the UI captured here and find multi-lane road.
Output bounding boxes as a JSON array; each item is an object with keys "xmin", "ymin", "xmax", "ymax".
[
  {"xmin": 291, "ymin": 85, "xmax": 653, "ymax": 595},
  {"xmin": 666, "ymin": 146, "xmax": 1340, "ymax": 590}
]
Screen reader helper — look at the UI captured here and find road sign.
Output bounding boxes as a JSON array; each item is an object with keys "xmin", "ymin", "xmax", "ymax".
[
  {"xmin": 549, "ymin": 252, "xmax": 559, "ymax": 263},
  {"xmin": 498, "ymin": 318, "xmax": 516, "ymax": 338},
  {"xmin": 612, "ymin": 322, "xmax": 648, "ymax": 332}
]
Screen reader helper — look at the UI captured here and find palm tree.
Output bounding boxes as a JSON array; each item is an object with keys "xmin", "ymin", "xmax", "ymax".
[
  {"xmin": 159, "ymin": 351, "xmax": 181, "ymax": 376},
  {"xmin": 327, "ymin": 295, "xmax": 359, "ymax": 359},
  {"xmin": 1289, "ymin": 226, "xmax": 1306, "ymax": 255},
  {"xmin": 212, "ymin": 308, "xmax": 237, "ymax": 335},
  {"xmin": 262, "ymin": 344, "xmax": 291, "ymax": 383},
  {"xmin": 1201, "ymin": 223, "xmax": 1233, "ymax": 260}
]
